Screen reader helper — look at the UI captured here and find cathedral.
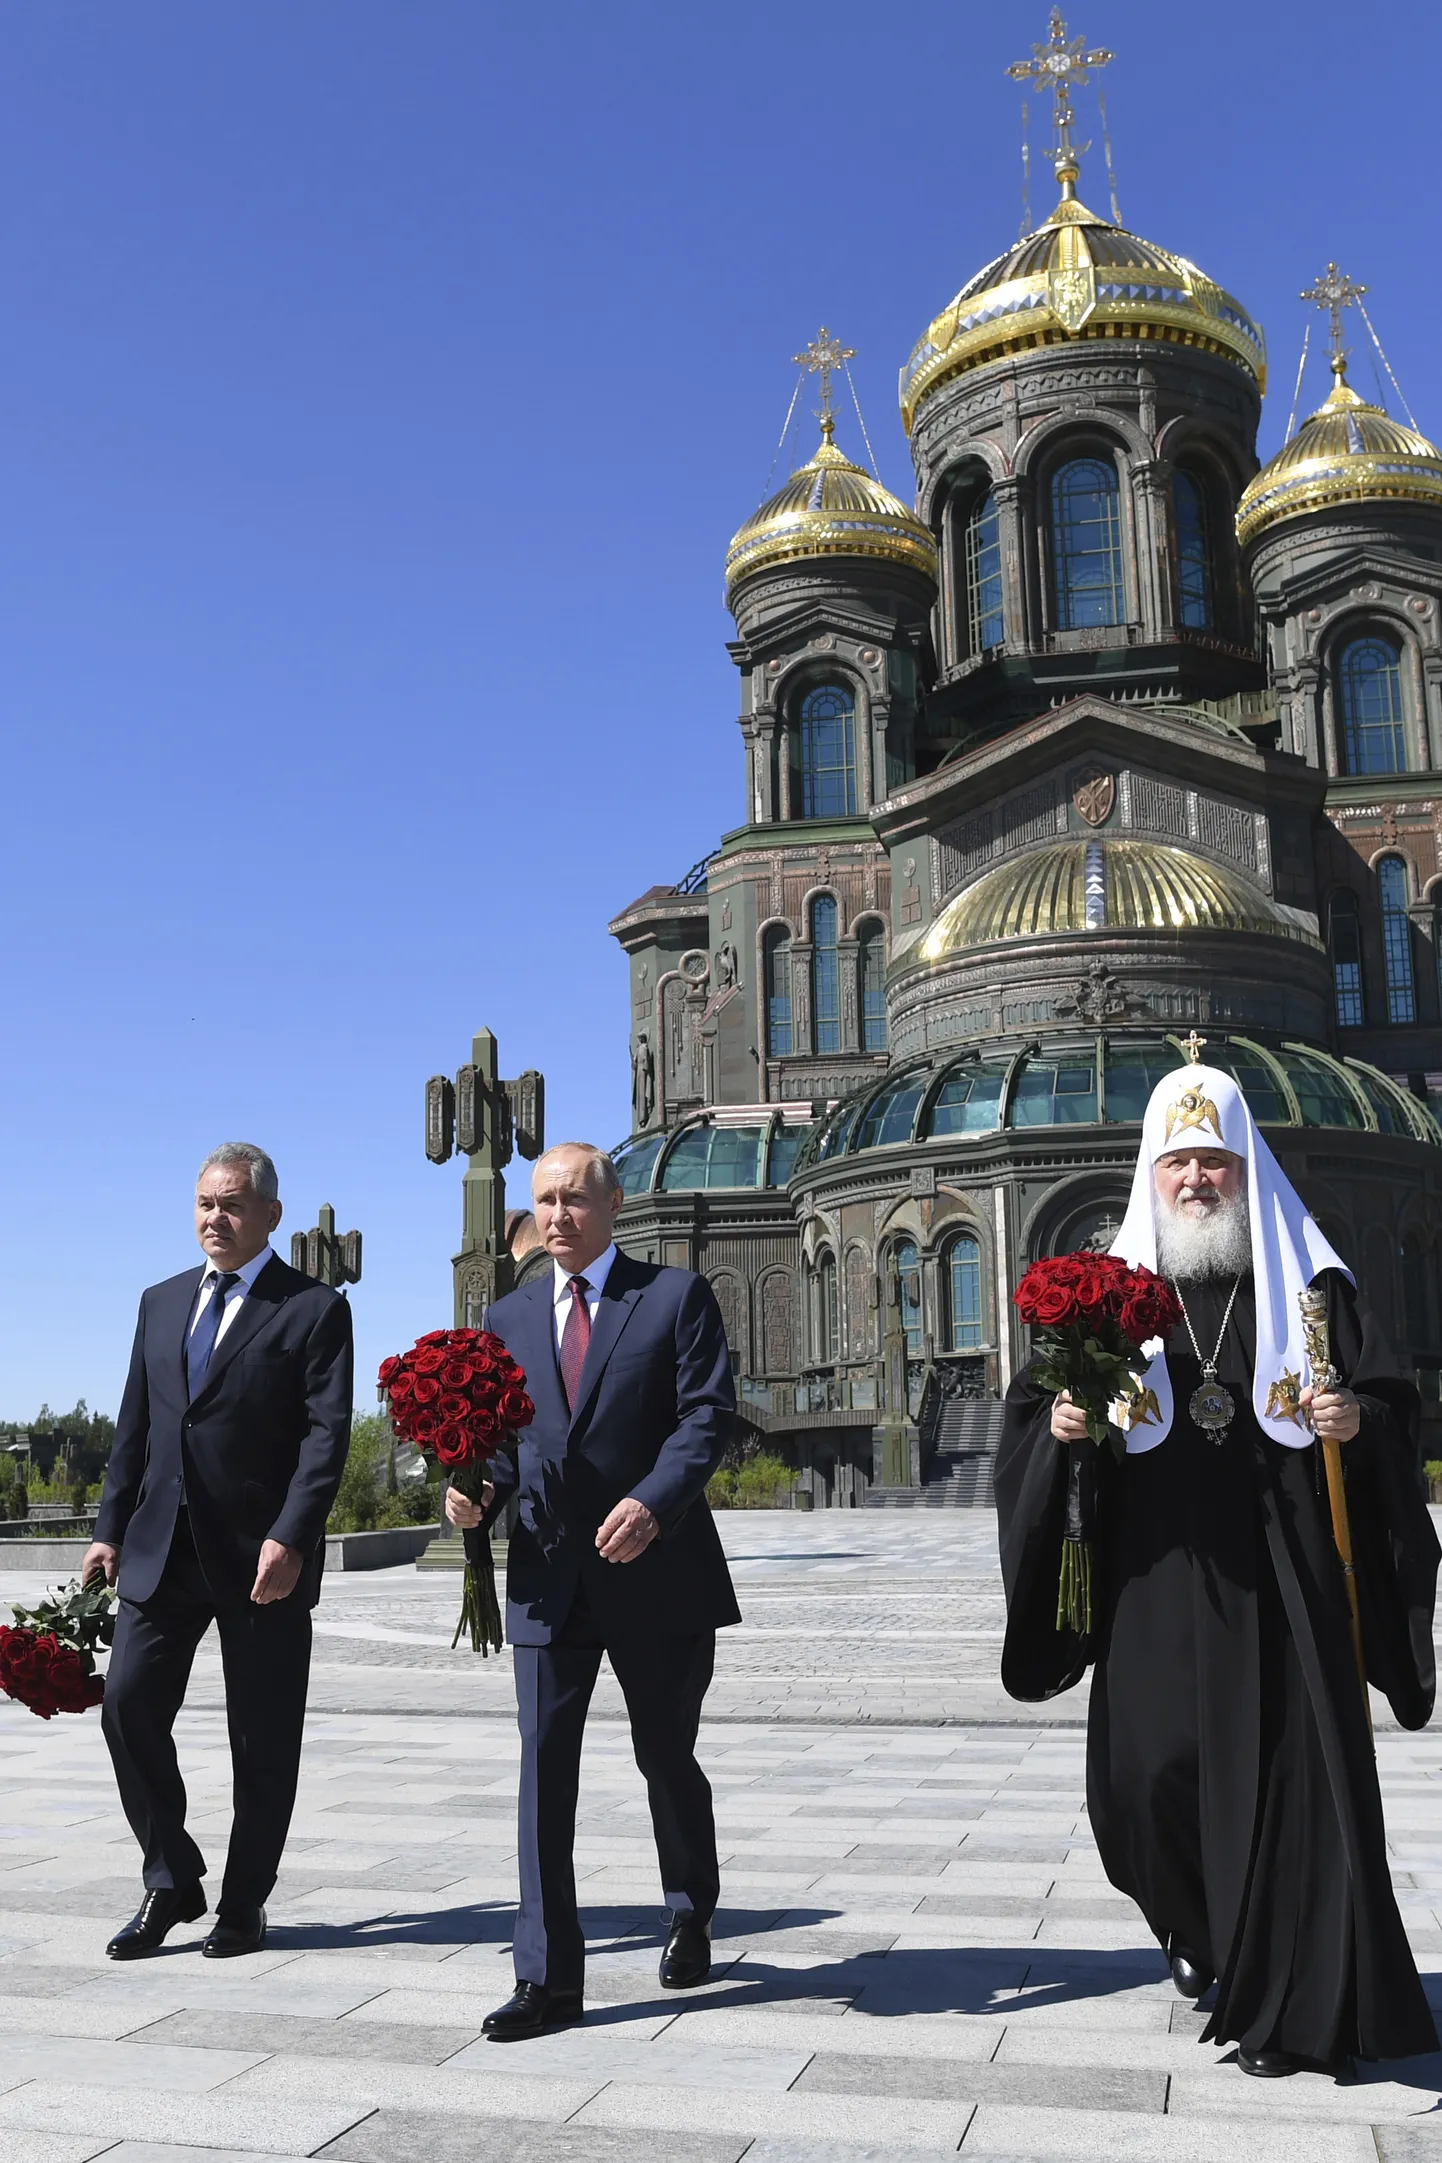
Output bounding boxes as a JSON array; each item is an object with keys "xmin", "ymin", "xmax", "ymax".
[{"xmin": 602, "ymin": 13, "xmax": 1442, "ymax": 1505}]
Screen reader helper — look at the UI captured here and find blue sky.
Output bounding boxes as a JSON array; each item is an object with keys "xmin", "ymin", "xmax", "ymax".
[{"xmin": 1, "ymin": 0, "xmax": 1437, "ymax": 1416}]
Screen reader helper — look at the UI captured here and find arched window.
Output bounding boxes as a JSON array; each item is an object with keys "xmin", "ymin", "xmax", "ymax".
[
  {"xmin": 964, "ymin": 491, "xmax": 1004, "ymax": 653},
  {"xmin": 894, "ymin": 1240, "xmax": 924, "ymax": 1358},
  {"xmin": 763, "ymin": 927, "xmax": 792, "ymax": 1056},
  {"xmin": 813, "ymin": 1252, "xmax": 838, "ymax": 1363},
  {"xmin": 799, "ymin": 685, "xmax": 856, "ymax": 818},
  {"xmin": 1379, "ymin": 856, "xmax": 1416, "ymax": 1024},
  {"xmin": 946, "ymin": 1233, "xmax": 984, "ymax": 1351},
  {"xmin": 859, "ymin": 922, "xmax": 887, "ymax": 1052},
  {"xmin": 1328, "ymin": 890, "xmax": 1364, "ymax": 1028},
  {"xmin": 1051, "ymin": 456, "xmax": 1124, "ymax": 629},
  {"xmin": 1339, "ymin": 635, "xmax": 1407, "ymax": 774},
  {"xmin": 1174, "ymin": 469, "xmax": 1211, "ymax": 629},
  {"xmin": 812, "ymin": 896, "xmax": 840, "ymax": 1053}
]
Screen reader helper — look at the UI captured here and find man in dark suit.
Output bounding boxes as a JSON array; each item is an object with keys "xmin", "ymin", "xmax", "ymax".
[
  {"xmin": 83, "ymin": 1143, "xmax": 352, "ymax": 1961},
  {"xmin": 446, "ymin": 1141, "xmax": 738, "ymax": 2038}
]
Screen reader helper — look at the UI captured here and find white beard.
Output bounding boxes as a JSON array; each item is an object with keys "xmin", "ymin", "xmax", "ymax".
[{"xmin": 1155, "ymin": 1186, "xmax": 1252, "ymax": 1281}]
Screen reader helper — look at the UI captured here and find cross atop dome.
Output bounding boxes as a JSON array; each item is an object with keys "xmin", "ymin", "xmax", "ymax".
[
  {"xmin": 1006, "ymin": 7, "xmax": 1114, "ymax": 185},
  {"xmin": 1300, "ymin": 262, "xmax": 1367, "ymax": 382},
  {"xmin": 792, "ymin": 327, "xmax": 855, "ymax": 442}
]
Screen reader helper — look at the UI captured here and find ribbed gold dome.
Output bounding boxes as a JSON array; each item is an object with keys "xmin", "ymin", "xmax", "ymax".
[
  {"xmin": 919, "ymin": 839, "xmax": 1320, "ymax": 959},
  {"xmin": 1237, "ymin": 360, "xmax": 1442, "ymax": 547},
  {"xmin": 725, "ymin": 420, "xmax": 938, "ymax": 601},
  {"xmin": 899, "ymin": 176, "xmax": 1266, "ymax": 435}
]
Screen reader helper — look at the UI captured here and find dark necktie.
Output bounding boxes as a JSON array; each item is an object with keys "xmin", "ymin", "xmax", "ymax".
[
  {"xmin": 187, "ymin": 1270, "xmax": 240, "ymax": 1397},
  {"xmin": 559, "ymin": 1275, "xmax": 592, "ymax": 1411}
]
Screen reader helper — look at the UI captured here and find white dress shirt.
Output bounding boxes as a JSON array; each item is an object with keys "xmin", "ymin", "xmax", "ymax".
[
  {"xmin": 188, "ymin": 1244, "xmax": 275, "ymax": 1347},
  {"xmin": 551, "ymin": 1242, "xmax": 618, "ymax": 1351}
]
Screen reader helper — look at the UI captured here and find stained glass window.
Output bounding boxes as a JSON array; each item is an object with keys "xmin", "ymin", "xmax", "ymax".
[
  {"xmin": 859, "ymin": 923, "xmax": 887, "ymax": 1051},
  {"xmin": 1379, "ymin": 856, "xmax": 1416, "ymax": 1023},
  {"xmin": 764, "ymin": 927, "xmax": 792, "ymax": 1056},
  {"xmin": 965, "ymin": 492, "xmax": 1005, "ymax": 652},
  {"xmin": 812, "ymin": 896, "xmax": 840, "ymax": 1054},
  {"xmin": 800, "ymin": 685, "xmax": 857, "ymax": 817},
  {"xmin": 1174, "ymin": 470, "xmax": 1211, "ymax": 629},
  {"xmin": 1339, "ymin": 637, "xmax": 1406, "ymax": 774},
  {"xmin": 947, "ymin": 1234, "xmax": 983, "ymax": 1351},
  {"xmin": 1329, "ymin": 890, "xmax": 1364, "ymax": 1028},
  {"xmin": 1051, "ymin": 457, "xmax": 1124, "ymax": 629}
]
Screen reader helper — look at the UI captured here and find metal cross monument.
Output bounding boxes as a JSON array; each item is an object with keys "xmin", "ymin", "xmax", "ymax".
[
  {"xmin": 291, "ymin": 1204, "xmax": 362, "ymax": 1292},
  {"xmin": 425, "ymin": 1027, "xmax": 546, "ymax": 1325}
]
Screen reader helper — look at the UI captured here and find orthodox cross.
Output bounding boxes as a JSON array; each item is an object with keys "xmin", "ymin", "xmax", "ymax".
[
  {"xmin": 793, "ymin": 327, "xmax": 855, "ymax": 441},
  {"xmin": 1182, "ymin": 1030, "xmax": 1207, "ymax": 1065},
  {"xmin": 425, "ymin": 1027, "xmax": 546, "ymax": 1326},
  {"xmin": 1006, "ymin": 8, "xmax": 1114, "ymax": 168},
  {"xmin": 1300, "ymin": 262, "xmax": 1366, "ymax": 374},
  {"xmin": 292, "ymin": 1202, "xmax": 362, "ymax": 1293}
]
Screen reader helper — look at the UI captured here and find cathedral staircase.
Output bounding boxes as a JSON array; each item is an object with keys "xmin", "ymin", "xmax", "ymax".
[{"xmin": 864, "ymin": 1394, "xmax": 1005, "ymax": 1508}]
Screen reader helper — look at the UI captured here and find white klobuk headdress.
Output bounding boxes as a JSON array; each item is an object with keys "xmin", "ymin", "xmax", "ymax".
[{"xmin": 1107, "ymin": 1058, "xmax": 1350, "ymax": 1452}]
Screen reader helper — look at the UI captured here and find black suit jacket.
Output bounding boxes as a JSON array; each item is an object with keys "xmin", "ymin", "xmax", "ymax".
[
  {"xmin": 96, "ymin": 1256, "xmax": 354, "ymax": 1608},
  {"xmin": 472, "ymin": 1250, "xmax": 740, "ymax": 1646}
]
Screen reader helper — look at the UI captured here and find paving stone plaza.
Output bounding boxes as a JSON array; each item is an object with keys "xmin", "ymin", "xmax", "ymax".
[{"xmin": 2, "ymin": 1511, "xmax": 1441, "ymax": 2163}]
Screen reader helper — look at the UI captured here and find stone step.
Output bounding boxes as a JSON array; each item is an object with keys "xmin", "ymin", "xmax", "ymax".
[{"xmin": 865, "ymin": 1451, "xmax": 997, "ymax": 1508}]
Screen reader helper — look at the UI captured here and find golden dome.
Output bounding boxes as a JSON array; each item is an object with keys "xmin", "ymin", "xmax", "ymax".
[
  {"xmin": 1237, "ymin": 359, "xmax": 1442, "ymax": 547},
  {"xmin": 725, "ymin": 418, "xmax": 938, "ymax": 601},
  {"xmin": 919, "ymin": 838, "xmax": 1320, "ymax": 959},
  {"xmin": 899, "ymin": 170, "xmax": 1266, "ymax": 435}
]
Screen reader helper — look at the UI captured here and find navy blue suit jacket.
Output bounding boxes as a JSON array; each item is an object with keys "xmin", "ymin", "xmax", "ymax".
[
  {"xmin": 95, "ymin": 1257, "xmax": 354, "ymax": 1609},
  {"xmin": 473, "ymin": 1250, "xmax": 740, "ymax": 1646}
]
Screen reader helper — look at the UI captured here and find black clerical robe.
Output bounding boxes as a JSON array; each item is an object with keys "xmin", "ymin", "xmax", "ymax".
[{"xmin": 996, "ymin": 1269, "xmax": 1440, "ymax": 2065}]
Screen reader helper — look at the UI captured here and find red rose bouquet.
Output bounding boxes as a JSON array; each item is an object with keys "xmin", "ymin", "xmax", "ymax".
[
  {"xmin": 0, "ymin": 1577, "xmax": 116, "ymax": 1719},
  {"xmin": 1013, "ymin": 1252, "xmax": 1182, "ymax": 1634},
  {"xmin": 378, "ymin": 1328, "xmax": 535, "ymax": 1655}
]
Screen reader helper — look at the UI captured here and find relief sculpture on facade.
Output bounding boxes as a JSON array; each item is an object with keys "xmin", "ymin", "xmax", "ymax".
[
  {"xmin": 761, "ymin": 1271, "xmax": 795, "ymax": 1376},
  {"xmin": 844, "ymin": 1246, "xmax": 872, "ymax": 1360}
]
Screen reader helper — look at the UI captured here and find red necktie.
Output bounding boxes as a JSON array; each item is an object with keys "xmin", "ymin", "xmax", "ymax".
[{"xmin": 560, "ymin": 1275, "xmax": 592, "ymax": 1410}]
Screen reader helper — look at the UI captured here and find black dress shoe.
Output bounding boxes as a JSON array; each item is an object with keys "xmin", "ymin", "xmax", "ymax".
[
  {"xmin": 106, "ymin": 1884, "xmax": 206, "ymax": 1960},
  {"xmin": 201, "ymin": 1904, "xmax": 267, "ymax": 1958},
  {"xmin": 1169, "ymin": 1944, "xmax": 1215, "ymax": 1999},
  {"xmin": 1237, "ymin": 2046, "xmax": 1305, "ymax": 2077},
  {"xmin": 659, "ymin": 1914, "xmax": 712, "ymax": 1989},
  {"xmin": 482, "ymin": 1982, "xmax": 584, "ymax": 2039}
]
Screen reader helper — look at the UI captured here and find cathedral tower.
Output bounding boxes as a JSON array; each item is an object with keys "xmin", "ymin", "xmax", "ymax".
[
  {"xmin": 902, "ymin": 19, "xmax": 1267, "ymax": 743},
  {"xmin": 1240, "ymin": 266, "xmax": 1442, "ymax": 1084}
]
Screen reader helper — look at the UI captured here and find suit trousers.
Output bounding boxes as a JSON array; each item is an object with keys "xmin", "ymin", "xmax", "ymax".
[
  {"xmin": 101, "ymin": 1514, "xmax": 312, "ymax": 1912},
  {"xmin": 511, "ymin": 1585, "xmax": 718, "ymax": 1992}
]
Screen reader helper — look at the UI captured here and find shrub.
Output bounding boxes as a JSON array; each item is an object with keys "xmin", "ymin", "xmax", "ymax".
[
  {"xmin": 328, "ymin": 1412, "xmax": 441, "ymax": 1534},
  {"xmin": 708, "ymin": 1451, "xmax": 794, "ymax": 1510},
  {"xmin": 327, "ymin": 1432, "xmax": 381, "ymax": 1534}
]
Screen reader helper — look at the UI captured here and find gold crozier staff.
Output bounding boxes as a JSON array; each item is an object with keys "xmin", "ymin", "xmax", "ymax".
[{"xmin": 1298, "ymin": 1284, "xmax": 1371, "ymax": 1738}]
